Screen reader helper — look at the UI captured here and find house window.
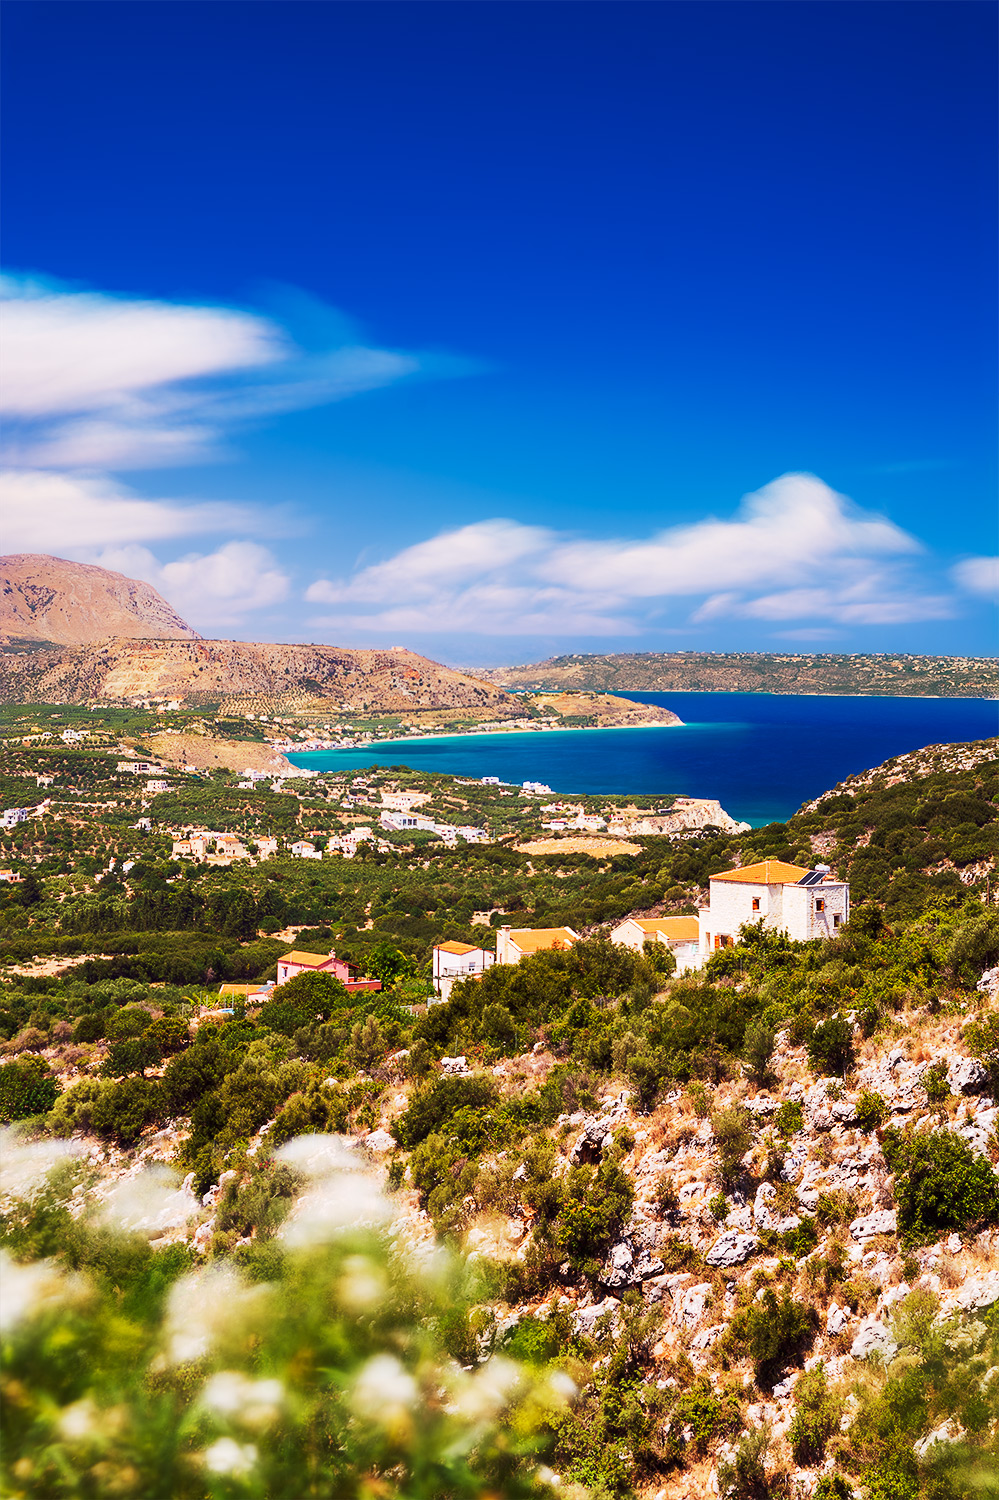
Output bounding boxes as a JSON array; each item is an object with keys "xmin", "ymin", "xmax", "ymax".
[
  {"xmin": 751, "ymin": 897, "xmax": 760, "ymax": 911},
  {"xmin": 833, "ymin": 914, "xmax": 841, "ymax": 928},
  {"xmin": 815, "ymin": 899, "xmax": 825, "ymax": 913}
]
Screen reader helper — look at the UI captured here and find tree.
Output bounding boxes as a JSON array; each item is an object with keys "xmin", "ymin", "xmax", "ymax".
[
  {"xmin": 17, "ymin": 869, "xmax": 43, "ymax": 907},
  {"xmin": 0, "ymin": 1056, "xmax": 59, "ymax": 1121}
]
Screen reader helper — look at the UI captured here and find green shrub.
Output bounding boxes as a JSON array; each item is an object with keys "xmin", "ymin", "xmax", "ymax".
[
  {"xmin": 393, "ymin": 1074, "xmax": 499, "ymax": 1149},
  {"xmin": 855, "ymin": 1089, "xmax": 888, "ymax": 1131},
  {"xmin": 0, "ymin": 1056, "xmax": 59, "ymax": 1121},
  {"xmin": 665, "ymin": 1378, "xmax": 741, "ymax": 1462},
  {"xmin": 726, "ymin": 1286, "xmax": 817, "ymax": 1390},
  {"xmin": 90, "ymin": 1075, "xmax": 164, "ymax": 1146},
  {"xmin": 947, "ymin": 911, "xmax": 999, "ymax": 985},
  {"xmin": 743, "ymin": 1020, "xmax": 776, "ymax": 1086},
  {"xmin": 882, "ymin": 1127, "xmax": 999, "ymax": 1245},
  {"xmin": 775, "ymin": 1100, "xmax": 804, "ymax": 1137},
  {"xmin": 47, "ymin": 1077, "xmax": 107, "ymax": 1136},
  {"xmin": 921, "ymin": 1061, "xmax": 950, "ymax": 1105},
  {"xmin": 807, "ymin": 1016, "xmax": 855, "ymax": 1076},
  {"xmin": 716, "ymin": 1426, "xmax": 773, "ymax": 1500},
  {"xmin": 711, "ymin": 1106, "xmax": 754, "ymax": 1186},
  {"xmin": 709, "ymin": 1192, "xmax": 729, "ymax": 1222},
  {"xmin": 790, "ymin": 1364, "xmax": 840, "ymax": 1463},
  {"xmin": 813, "ymin": 1479, "xmax": 854, "ymax": 1500}
]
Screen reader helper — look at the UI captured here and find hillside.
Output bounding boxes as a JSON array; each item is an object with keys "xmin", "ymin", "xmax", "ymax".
[
  {"xmin": 0, "ymin": 636, "xmax": 516, "ymax": 715},
  {"xmin": 484, "ymin": 650, "xmax": 999, "ymax": 697},
  {"xmin": 0, "ymin": 553, "xmax": 199, "ymax": 646},
  {"xmin": 1, "ymin": 734, "xmax": 998, "ymax": 1499}
]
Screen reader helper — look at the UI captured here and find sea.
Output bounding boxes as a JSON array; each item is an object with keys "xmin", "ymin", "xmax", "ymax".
[{"xmin": 286, "ymin": 692, "xmax": 999, "ymax": 827}]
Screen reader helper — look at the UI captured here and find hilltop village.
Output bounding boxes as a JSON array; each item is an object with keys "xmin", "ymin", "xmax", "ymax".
[{"xmin": 2, "ymin": 695, "xmax": 999, "ymax": 1500}]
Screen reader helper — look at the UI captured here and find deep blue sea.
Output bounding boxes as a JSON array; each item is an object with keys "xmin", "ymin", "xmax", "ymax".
[{"xmin": 287, "ymin": 693, "xmax": 999, "ymax": 827}]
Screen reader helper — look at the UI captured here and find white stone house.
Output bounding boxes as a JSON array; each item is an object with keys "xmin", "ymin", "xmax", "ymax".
[
  {"xmin": 432, "ymin": 941, "xmax": 496, "ymax": 1001},
  {"xmin": 697, "ymin": 860, "xmax": 849, "ymax": 961},
  {"xmin": 610, "ymin": 916, "xmax": 701, "ymax": 974},
  {"xmin": 496, "ymin": 926, "xmax": 579, "ymax": 964}
]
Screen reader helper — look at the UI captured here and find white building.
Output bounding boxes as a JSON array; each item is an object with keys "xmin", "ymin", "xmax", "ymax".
[
  {"xmin": 496, "ymin": 926, "xmax": 579, "ymax": 964},
  {"xmin": 432, "ymin": 941, "xmax": 496, "ymax": 1001},
  {"xmin": 610, "ymin": 916, "xmax": 701, "ymax": 974},
  {"xmin": 697, "ymin": 860, "xmax": 849, "ymax": 960},
  {"xmin": 1, "ymin": 808, "xmax": 30, "ymax": 828},
  {"xmin": 290, "ymin": 840, "xmax": 322, "ymax": 859}
]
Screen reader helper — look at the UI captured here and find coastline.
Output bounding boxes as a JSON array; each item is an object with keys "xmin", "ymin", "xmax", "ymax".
[{"xmin": 286, "ymin": 715, "xmax": 685, "ymax": 758}]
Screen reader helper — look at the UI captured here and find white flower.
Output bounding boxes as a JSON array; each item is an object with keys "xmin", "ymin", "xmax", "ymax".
[
  {"xmin": 98, "ymin": 1165, "xmax": 199, "ymax": 1234},
  {"xmin": 450, "ymin": 1356, "xmax": 523, "ymax": 1422},
  {"xmin": 0, "ymin": 1129, "xmax": 85, "ymax": 1200},
  {"xmin": 546, "ymin": 1370, "xmax": 578, "ymax": 1404},
  {"xmin": 200, "ymin": 1371, "xmax": 284, "ymax": 1428},
  {"xmin": 57, "ymin": 1398, "xmax": 98, "ymax": 1441},
  {"xmin": 0, "ymin": 1250, "xmax": 86, "ymax": 1334},
  {"xmin": 201, "ymin": 1438, "xmax": 258, "ymax": 1476},
  {"xmin": 351, "ymin": 1353, "xmax": 419, "ymax": 1425},
  {"xmin": 337, "ymin": 1254, "xmax": 386, "ymax": 1311},
  {"xmin": 162, "ymin": 1263, "xmax": 265, "ymax": 1365}
]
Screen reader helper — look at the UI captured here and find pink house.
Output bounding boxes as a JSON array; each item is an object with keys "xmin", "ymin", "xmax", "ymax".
[{"xmin": 275, "ymin": 948, "xmax": 381, "ymax": 995}]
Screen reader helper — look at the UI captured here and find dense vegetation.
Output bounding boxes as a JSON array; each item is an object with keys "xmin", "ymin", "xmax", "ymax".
[{"xmin": 1, "ymin": 709, "xmax": 997, "ymax": 1500}]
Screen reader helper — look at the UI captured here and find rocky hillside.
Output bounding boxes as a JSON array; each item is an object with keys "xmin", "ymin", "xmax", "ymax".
[
  {"xmin": 0, "ymin": 636, "xmax": 516, "ymax": 714},
  {"xmin": 484, "ymin": 651, "xmax": 999, "ymax": 698},
  {"xmin": 0, "ymin": 553, "xmax": 199, "ymax": 647}
]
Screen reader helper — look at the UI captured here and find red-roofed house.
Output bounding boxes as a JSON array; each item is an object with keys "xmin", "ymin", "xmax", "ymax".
[
  {"xmin": 698, "ymin": 860, "xmax": 849, "ymax": 961},
  {"xmin": 276, "ymin": 949, "xmax": 381, "ymax": 995}
]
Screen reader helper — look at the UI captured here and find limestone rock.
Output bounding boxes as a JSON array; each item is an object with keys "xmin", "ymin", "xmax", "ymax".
[
  {"xmin": 948, "ymin": 1057, "xmax": 988, "ymax": 1095},
  {"xmin": 706, "ymin": 1231, "xmax": 760, "ymax": 1268},
  {"xmin": 850, "ymin": 1317, "xmax": 897, "ymax": 1361},
  {"xmin": 850, "ymin": 1209, "xmax": 896, "ymax": 1241}
]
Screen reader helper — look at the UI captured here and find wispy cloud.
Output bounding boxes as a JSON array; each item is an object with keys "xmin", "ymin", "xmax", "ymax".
[
  {"xmin": 0, "ymin": 274, "xmax": 444, "ymax": 471},
  {"xmin": 307, "ymin": 473, "xmax": 950, "ymax": 638},
  {"xmin": 951, "ymin": 555, "xmax": 999, "ymax": 601}
]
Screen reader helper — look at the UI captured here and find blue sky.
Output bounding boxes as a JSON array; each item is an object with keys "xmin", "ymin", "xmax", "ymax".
[{"xmin": 1, "ymin": 0, "xmax": 996, "ymax": 662}]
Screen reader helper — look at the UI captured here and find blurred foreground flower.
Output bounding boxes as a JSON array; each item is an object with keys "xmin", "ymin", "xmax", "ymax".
[{"xmin": 0, "ymin": 1135, "xmax": 568, "ymax": 1500}]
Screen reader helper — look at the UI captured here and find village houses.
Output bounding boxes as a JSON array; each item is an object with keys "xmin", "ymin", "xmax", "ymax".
[
  {"xmin": 275, "ymin": 948, "xmax": 381, "ymax": 995},
  {"xmin": 610, "ymin": 915, "xmax": 701, "ymax": 974},
  {"xmin": 495, "ymin": 926, "xmax": 579, "ymax": 964}
]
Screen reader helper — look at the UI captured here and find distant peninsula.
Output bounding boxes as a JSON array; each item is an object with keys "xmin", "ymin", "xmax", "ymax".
[{"xmin": 479, "ymin": 650, "xmax": 999, "ymax": 698}]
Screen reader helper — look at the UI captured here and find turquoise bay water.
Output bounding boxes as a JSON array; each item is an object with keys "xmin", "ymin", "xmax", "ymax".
[{"xmin": 287, "ymin": 693, "xmax": 998, "ymax": 826}]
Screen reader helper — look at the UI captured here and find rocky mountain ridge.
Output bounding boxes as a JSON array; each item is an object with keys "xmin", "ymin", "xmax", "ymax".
[
  {"xmin": 0, "ymin": 553, "xmax": 199, "ymax": 647},
  {"xmin": 482, "ymin": 651, "xmax": 999, "ymax": 698},
  {"xmin": 0, "ymin": 635, "xmax": 514, "ymax": 714}
]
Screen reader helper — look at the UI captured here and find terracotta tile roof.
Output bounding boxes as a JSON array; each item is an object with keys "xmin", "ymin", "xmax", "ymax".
[
  {"xmin": 281, "ymin": 950, "xmax": 333, "ymax": 968},
  {"xmin": 508, "ymin": 927, "xmax": 579, "ymax": 953},
  {"xmin": 633, "ymin": 917, "xmax": 700, "ymax": 941},
  {"xmin": 436, "ymin": 941, "xmax": 479, "ymax": 955},
  {"xmin": 711, "ymin": 859, "xmax": 809, "ymax": 886}
]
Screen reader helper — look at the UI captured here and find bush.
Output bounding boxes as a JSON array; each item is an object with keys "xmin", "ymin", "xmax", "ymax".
[
  {"xmin": 743, "ymin": 1021, "xmax": 776, "ymax": 1086},
  {"xmin": 90, "ymin": 1076, "xmax": 164, "ymax": 1146},
  {"xmin": 790, "ymin": 1364, "xmax": 840, "ymax": 1464},
  {"xmin": 716, "ymin": 1426, "xmax": 773, "ymax": 1500},
  {"xmin": 947, "ymin": 911, "xmax": 999, "ymax": 985},
  {"xmin": 0, "ymin": 1056, "xmax": 59, "ymax": 1121},
  {"xmin": 47, "ymin": 1077, "xmax": 107, "ymax": 1136},
  {"xmin": 922, "ymin": 1061, "xmax": 950, "ymax": 1105},
  {"xmin": 808, "ymin": 1016, "xmax": 855, "ymax": 1076},
  {"xmin": 711, "ymin": 1106, "xmax": 754, "ymax": 1186},
  {"xmin": 855, "ymin": 1089, "xmax": 888, "ymax": 1131},
  {"xmin": 775, "ymin": 1100, "xmax": 804, "ymax": 1137},
  {"xmin": 882, "ymin": 1127, "xmax": 999, "ymax": 1245},
  {"xmin": 726, "ymin": 1286, "xmax": 817, "ymax": 1390},
  {"xmin": 394, "ymin": 1074, "xmax": 499, "ymax": 1150}
]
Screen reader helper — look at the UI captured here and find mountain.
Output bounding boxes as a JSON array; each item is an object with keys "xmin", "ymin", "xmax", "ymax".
[
  {"xmin": 481, "ymin": 650, "xmax": 999, "ymax": 697},
  {"xmin": 0, "ymin": 635, "xmax": 516, "ymax": 714},
  {"xmin": 0, "ymin": 554, "xmax": 199, "ymax": 647}
]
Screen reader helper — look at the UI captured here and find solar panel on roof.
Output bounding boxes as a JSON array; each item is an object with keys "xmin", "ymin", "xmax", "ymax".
[{"xmin": 797, "ymin": 870, "xmax": 827, "ymax": 886}]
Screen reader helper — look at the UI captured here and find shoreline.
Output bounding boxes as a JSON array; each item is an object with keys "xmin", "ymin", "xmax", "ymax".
[{"xmin": 286, "ymin": 715, "xmax": 685, "ymax": 757}]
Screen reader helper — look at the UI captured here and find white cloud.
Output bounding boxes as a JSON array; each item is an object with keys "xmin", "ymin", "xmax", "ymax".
[
  {"xmin": 0, "ymin": 274, "xmax": 433, "ymax": 470},
  {"xmin": 306, "ymin": 473, "xmax": 947, "ymax": 637},
  {"xmin": 952, "ymin": 556, "xmax": 999, "ymax": 601},
  {"xmin": 92, "ymin": 541, "xmax": 289, "ymax": 630},
  {"xmin": 0, "ymin": 469, "xmax": 253, "ymax": 552}
]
